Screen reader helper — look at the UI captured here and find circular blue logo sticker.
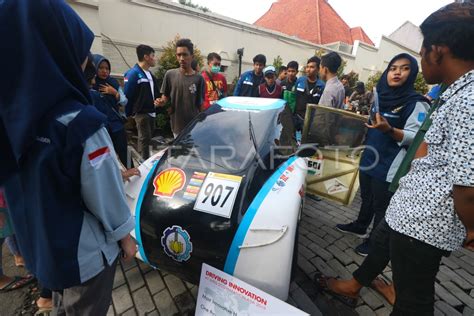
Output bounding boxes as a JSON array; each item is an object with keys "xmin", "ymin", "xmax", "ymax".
[{"xmin": 161, "ymin": 225, "xmax": 193, "ymax": 262}]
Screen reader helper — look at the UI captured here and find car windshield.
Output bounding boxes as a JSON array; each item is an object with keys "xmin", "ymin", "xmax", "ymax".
[{"xmin": 173, "ymin": 105, "xmax": 277, "ymax": 173}]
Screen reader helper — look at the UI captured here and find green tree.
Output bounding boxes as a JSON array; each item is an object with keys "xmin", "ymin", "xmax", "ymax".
[
  {"xmin": 336, "ymin": 59, "xmax": 347, "ymax": 78},
  {"xmin": 414, "ymin": 73, "xmax": 429, "ymax": 95},
  {"xmin": 178, "ymin": 0, "xmax": 210, "ymax": 12},
  {"xmin": 314, "ymin": 48, "xmax": 326, "ymax": 57},
  {"xmin": 273, "ymin": 55, "xmax": 284, "ymax": 71},
  {"xmin": 366, "ymin": 71, "xmax": 382, "ymax": 92},
  {"xmin": 341, "ymin": 70, "xmax": 359, "ymax": 88}
]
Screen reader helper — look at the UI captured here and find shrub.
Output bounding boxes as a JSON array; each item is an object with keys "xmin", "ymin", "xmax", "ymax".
[
  {"xmin": 341, "ymin": 70, "xmax": 359, "ymax": 88},
  {"xmin": 273, "ymin": 55, "xmax": 284, "ymax": 71}
]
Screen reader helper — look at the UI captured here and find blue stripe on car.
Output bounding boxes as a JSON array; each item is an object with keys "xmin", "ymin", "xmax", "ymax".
[
  {"xmin": 135, "ymin": 160, "xmax": 160, "ymax": 265},
  {"xmin": 224, "ymin": 156, "xmax": 298, "ymax": 275}
]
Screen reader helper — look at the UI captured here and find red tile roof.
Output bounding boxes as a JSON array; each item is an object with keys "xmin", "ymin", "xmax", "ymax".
[
  {"xmin": 254, "ymin": 0, "xmax": 374, "ymax": 46},
  {"xmin": 350, "ymin": 27, "xmax": 374, "ymax": 46}
]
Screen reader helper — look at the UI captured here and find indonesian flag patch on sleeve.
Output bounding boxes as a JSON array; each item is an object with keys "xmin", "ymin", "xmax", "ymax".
[{"xmin": 88, "ymin": 146, "xmax": 111, "ymax": 169}]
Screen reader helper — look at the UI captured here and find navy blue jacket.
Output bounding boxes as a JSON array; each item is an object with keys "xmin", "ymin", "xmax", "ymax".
[
  {"xmin": 294, "ymin": 76, "xmax": 325, "ymax": 118},
  {"xmin": 4, "ymin": 104, "xmax": 105, "ymax": 289},
  {"xmin": 233, "ymin": 70, "xmax": 264, "ymax": 97},
  {"xmin": 360, "ymin": 101, "xmax": 429, "ymax": 183},
  {"xmin": 124, "ymin": 64, "xmax": 159, "ymax": 116}
]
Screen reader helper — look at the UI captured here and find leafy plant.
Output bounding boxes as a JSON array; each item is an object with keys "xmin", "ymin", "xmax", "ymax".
[
  {"xmin": 178, "ymin": 0, "xmax": 210, "ymax": 12},
  {"xmin": 155, "ymin": 113, "xmax": 169, "ymax": 131},
  {"xmin": 230, "ymin": 76, "xmax": 239, "ymax": 95},
  {"xmin": 366, "ymin": 71, "xmax": 383, "ymax": 92},
  {"xmin": 273, "ymin": 55, "xmax": 284, "ymax": 71},
  {"xmin": 314, "ymin": 48, "xmax": 326, "ymax": 58},
  {"xmin": 414, "ymin": 73, "xmax": 429, "ymax": 95},
  {"xmin": 336, "ymin": 59, "xmax": 347, "ymax": 78},
  {"xmin": 341, "ymin": 71, "xmax": 359, "ymax": 88}
]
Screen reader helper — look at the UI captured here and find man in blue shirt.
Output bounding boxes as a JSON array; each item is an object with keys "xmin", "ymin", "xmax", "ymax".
[
  {"xmin": 124, "ymin": 45, "xmax": 160, "ymax": 159},
  {"xmin": 294, "ymin": 56, "xmax": 325, "ymax": 130},
  {"xmin": 234, "ymin": 54, "xmax": 266, "ymax": 97}
]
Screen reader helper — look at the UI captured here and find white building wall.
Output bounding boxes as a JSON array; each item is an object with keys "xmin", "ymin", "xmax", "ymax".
[
  {"xmin": 67, "ymin": 0, "xmax": 103, "ymax": 53},
  {"xmin": 352, "ymin": 36, "xmax": 422, "ymax": 82},
  {"xmin": 69, "ymin": 0, "xmax": 419, "ymax": 84},
  {"xmin": 388, "ymin": 21, "xmax": 423, "ymax": 53}
]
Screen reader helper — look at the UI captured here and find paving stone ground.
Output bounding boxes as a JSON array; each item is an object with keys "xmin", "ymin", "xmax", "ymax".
[
  {"xmin": 2, "ymin": 194, "xmax": 474, "ymax": 315},
  {"xmin": 102, "ymin": 194, "xmax": 474, "ymax": 315}
]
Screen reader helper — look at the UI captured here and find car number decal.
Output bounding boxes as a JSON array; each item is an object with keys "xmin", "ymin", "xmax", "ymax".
[
  {"xmin": 193, "ymin": 173, "xmax": 242, "ymax": 218},
  {"xmin": 307, "ymin": 157, "xmax": 323, "ymax": 176}
]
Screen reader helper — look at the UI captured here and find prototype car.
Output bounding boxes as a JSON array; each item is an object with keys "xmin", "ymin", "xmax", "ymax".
[{"xmin": 125, "ymin": 97, "xmax": 312, "ymax": 300}]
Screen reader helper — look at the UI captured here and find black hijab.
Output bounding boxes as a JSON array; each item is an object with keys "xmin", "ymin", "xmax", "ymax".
[
  {"xmin": 0, "ymin": 0, "xmax": 94, "ymax": 182},
  {"xmin": 376, "ymin": 53, "xmax": 428, "ymax": 112}
]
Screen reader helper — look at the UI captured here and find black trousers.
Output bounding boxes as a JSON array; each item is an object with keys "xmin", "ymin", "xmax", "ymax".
[
  {"xmin": 353, "ymin": 220, "xmax": 450, "ymax": 315},
  {"xmin": 52, "ymin": 258, "xmax": 118, "ymax": 316},
  {"xmin": 354, "ymin": 172, "xmax": 393, "ymax": 239}
]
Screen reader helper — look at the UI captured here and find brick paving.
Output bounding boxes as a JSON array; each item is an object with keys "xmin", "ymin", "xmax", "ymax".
[
  {"xmin": 296, "ymin": 195, "xmax": 474, "ymax": 316},
  {"xmin": 3, "ymin": 194, "xmax": 474, "ymax": 315},
  {"xmin": 100, "ymin": 193, "xmax": 474, "ymax": 315}
]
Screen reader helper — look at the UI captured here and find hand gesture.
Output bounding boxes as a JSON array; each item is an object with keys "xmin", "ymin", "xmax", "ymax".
[
  {"xmin": 99, "ymin": 84, "xmax": 118, "ymax": 97},
  {"xmin": 120, "ymin": 234, "xmax": 138, "ymax": 262},
  {"xmin": 366, "ymin": 113, "xmax": 392, "ymax": 133},
  {"xmin": 154, "ymin": 97, "xmax": 165, "ymax": 107},
  {"xmin": 122, "ymin": 168, "xmax": 141, "ymax": 182}
]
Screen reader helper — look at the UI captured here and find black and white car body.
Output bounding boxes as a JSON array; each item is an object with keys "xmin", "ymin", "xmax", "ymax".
[{"xmin": 125, "ymin": 97, "xmax": 310, "ymax": 300}]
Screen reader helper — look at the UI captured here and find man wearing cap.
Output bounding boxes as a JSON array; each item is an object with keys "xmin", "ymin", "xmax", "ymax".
[{"xmin": 258, "ymin": 66, "xmax": 282, "ymax": 99}]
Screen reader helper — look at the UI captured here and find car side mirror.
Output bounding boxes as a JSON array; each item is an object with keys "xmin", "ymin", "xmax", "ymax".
[{"xmin": 295, "ymin": 144, "xmax": 318, "ymax": 158}]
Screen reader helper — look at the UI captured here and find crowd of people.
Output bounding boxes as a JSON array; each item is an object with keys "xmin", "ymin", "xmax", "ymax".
[{"xmin": 0, "ymin": 0, "xmax": 472, "ymax": 315}]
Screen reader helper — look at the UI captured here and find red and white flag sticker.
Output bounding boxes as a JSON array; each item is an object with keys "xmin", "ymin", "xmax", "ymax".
[{"xmin": 88, "ymin": 146, "xmax": 111, "ymax": 169}]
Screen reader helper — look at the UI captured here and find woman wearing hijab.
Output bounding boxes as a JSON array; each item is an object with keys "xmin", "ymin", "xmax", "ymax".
[
  {"xmin": 0, "ymin": 1, "xmax": 136, "ymax": 314},
  {"xmin": 336, "ymin": 53, "xmax": 430, "ymax": 256},
  {"xmin": 315, "ymin": 53, "xmax": 430, "ymax": 307},
  {"xmin": 91, "ymin": 55, "xmax": 129, "ymax": 166}
]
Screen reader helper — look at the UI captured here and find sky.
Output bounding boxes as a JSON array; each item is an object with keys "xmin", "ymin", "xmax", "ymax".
[{"xmin": 173, "ymin": 0, "xmax": 452, "ymax": 46}]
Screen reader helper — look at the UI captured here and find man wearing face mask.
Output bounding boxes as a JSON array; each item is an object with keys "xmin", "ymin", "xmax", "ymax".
[{"xmin": 201, "ymin": 53, "xmax": 228, "ymax": 111}]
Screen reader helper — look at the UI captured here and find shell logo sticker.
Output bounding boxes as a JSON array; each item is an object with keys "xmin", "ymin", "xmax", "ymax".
[
  {"xmin": 161, "ymin": 225, "xmax": 193, "ymax": 262},
  {"xmin": 153, "ymin": 168, "xmax": 186, "ymax": 198}
]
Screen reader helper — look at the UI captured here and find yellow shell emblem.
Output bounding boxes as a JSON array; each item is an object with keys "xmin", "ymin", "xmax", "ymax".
[{"xmin": 153, "ymin": 168, "xmax": 186, "ymax": 198}]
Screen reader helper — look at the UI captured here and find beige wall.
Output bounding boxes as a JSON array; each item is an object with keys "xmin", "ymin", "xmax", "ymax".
[
  {"xmin": 69, "ymin": 0, "xmax": 419, "ymax": 84},
  {"xmin": 68, "ymin": 0, "xmax": 103, "ymax": 53}
]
